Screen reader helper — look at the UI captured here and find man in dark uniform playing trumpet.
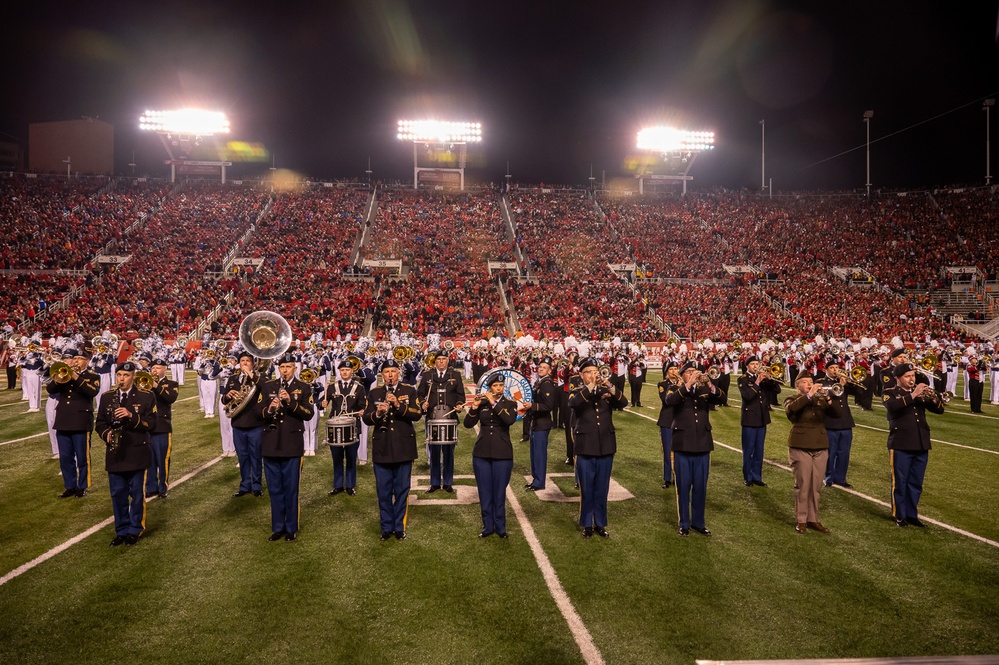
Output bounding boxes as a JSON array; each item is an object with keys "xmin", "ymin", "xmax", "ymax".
[
  {"xmin": 146, "ymin": 358, "xmax": 179, "ymax": 499},
  {"xmin": 222, "ymin": 351, "xmax": 266, "ymax": 498},
  {"xmin": 259, "ymin": 354, "xmax": 314, "ymax": 541},
  {"xmin": 737, "ymin": 356, "xmax": 779, "ymax": 488},
  {"xmin": 48, "ymin": 347, "xmax": 101, "ymax": 498},
  {"xmin": 95, "ymin": 362, "xmax": 157, "ymax": 546},
  {"xmin": 363, "ymin": 359, "xmax": 422, "ymax": 541},
  {"xmin": 417, "ymin": 353, "xmax": 465, "ymax": 493},
  {"xmin": 524, "ymin": 357, "xmax": 557, "ymax": 491}
]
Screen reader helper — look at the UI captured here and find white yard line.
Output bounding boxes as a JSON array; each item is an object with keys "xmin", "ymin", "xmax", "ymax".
[{"xmin": 623, "ymin": 407, "xmax": 999, "ymax": 550}]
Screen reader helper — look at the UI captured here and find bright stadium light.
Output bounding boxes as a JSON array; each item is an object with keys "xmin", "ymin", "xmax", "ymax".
[
  {"xmin": 139, "ymin": 109, "xmax": 231, "ymax": 136},
  {"xmin": 396, "ymin": 119, "xmax": 483, "ymax": 190},
  {"xmin": 396, "ymin": 119, "xmax": 482, "ymax": 143},
  {"xmin": 636, "ymin": 126, "xmax": 715, "ymax": 153}
]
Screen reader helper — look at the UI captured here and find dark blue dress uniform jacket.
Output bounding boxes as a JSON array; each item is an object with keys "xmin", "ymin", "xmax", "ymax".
[
  {"xmin": 152, "ymin": 379, "xmax": 179, "ymax": 433},
  {"xmin": 95, "ymin": 387, "xmax": 156, "ymax": 472},
  {"xmin": 222, "ymin": 373, "xmax": 266, "ymax": 428},
  {"xmin": 527, "ymin": 376, "xmax": 557, "ymax": 432},
  {"xmin": 362, "ymin": 383, "xmax": 422, "ymax": 464},
  {"xmin": 665, "ymin": 383, "xmax": 725, "ymax": 453},
  {"xmin": 738, "ymin": 374, "xmax": 776, "ymax": 427},
  {"xmin": 883, "ymin": 387, "xmax": 944, "ymax": 451},
  {"xmin": 258, "ymin": 378, "xmax": 314, "ymax": 457},
  {"xmin": 48, "ymin": 370, "xmax": 101, "ymax": 431},
  {"xmin": 464, "ymin": 397, "xmax": 518, "ymax": 459},
  {"xmin": 567, "ymin": 384, "xmax": 628, "ymax": 456}
]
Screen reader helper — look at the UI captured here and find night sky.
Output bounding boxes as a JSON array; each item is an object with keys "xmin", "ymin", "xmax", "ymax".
[{"xmin": 4, "ymin": 1, "xmax": 999, "ymax": 190}]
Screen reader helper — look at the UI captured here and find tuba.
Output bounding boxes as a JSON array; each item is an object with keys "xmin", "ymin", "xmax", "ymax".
[{"xmin": 226, "ymin": 311, "xmax": 293, "ymax": 419}]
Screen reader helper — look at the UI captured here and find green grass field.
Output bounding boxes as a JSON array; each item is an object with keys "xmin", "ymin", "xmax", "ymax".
[{"xmin": 1, "ymin": 375, "xmax": 998, "ymax": 664}]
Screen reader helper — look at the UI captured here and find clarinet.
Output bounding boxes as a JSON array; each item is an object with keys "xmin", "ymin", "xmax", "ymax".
[{"xmin": 108, "ymin": 392, "xmax": 123, "ymax": 453}]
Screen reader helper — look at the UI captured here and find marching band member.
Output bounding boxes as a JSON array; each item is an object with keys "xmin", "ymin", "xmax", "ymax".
[
  {"xmin": 222, "ymin": 351, "xmax": 266, "ymax": 498},
  {"xmin": 20, "ymin": 342, "xmax": 43, "ymax": 413},
  {"xmin": 417, "ymin": 353, "xmax": 465, "ymax": 494},
  {"xmin": 217, "ymin": 356, "xmax": 236, "ymax": 457},
  {"xmin": 465, "ymin": 373, "xmax": 518, "ymax": 538},
  {"xmin": 738, "ymin": 355, "xmax": 779, "ymax": 488},
  {"xmin": 1, "ymin": 344, "xmax": 15, "ymax": 390},
  {"xmin": 656, "ymin": 361, "xmax": 681, "ymax": 489},
  {"xmin": 302, "ymin": 368, "xmax": 324, "ymax": 457},
  {"xmin": 89, "ymin": 341, "xmax": 116, "ymax": 402},
  {"xmin": 523, "ymin": 357, "xmax": 557, "ymax": 491},
  {"xmin": 784, "ymin": 369, "xmax": 842, "ymax": 534},
  {"xmin": 325, "ymin": 359, "xmax": 366, "ymax": 496},
  {"xmin": 363, "ymin": 359, "xmax": 422, "ymax": 541},
  {"xmin": 95, "ymin": 362, "xmax": 156, "ymax": 546},
  {"xmin": 665, "ymin": 361, "xmax": 725, "ymax": 537},
  {"xmin": 48, "ymin": 347, "xmax": 101, "ymax": 498},
  {"xmin": 968, "ymin": 355, "xmax": 984, "ymax": 413},
  {"xmin": 44, "ymin": 349, "xmax": 62, "ymax": 459},
  {"xmin": 258, "ymin": 353, "xmax": 314, "ymax": 542},
  {"xmin": 990, "ymin": 354, "xmax": 999, "ymax": 406},
  {"xmin": 568, "ymin": 357, "xmax": 628, "ymax": 538},
  {"xmin": 169, "ymin": 343, "xmax": 187, "ymax": 385},
  {"xmin": 945, "ymin": 348, "xmax": 960, "ymax": 397},
  {"xmin": 627, "ymin": 354, "xmax": 646, "ymax": 407},
  {"xmin": 146, "ymin": 359, "xmax": 179, "ymax": 499},
  {"xmin": 198, "ymin": 350, "xmax": 221, "ymax": 418},
  {"xmin": 884, "ymin": 362, "xmax": 945, "ymax": 527},
  {"xmin": 818, "ymin": 360, "xmax": 857, "ymax": 488}
]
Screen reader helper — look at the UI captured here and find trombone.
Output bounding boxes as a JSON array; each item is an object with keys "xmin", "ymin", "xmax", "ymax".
[{"xmin": 766, "ymin": 363, "xmax": 787, "ymax": 384}]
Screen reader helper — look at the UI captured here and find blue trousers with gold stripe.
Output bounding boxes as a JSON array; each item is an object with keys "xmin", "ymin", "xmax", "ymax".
[
  {"xmin": 473, "ymin": 457, "xmax": 513, "ymax": 534},
  {"xmin": 263, "ymin": 456, "xmax": 302, "ymax": 535},
  {"xmin": 109, "ymin": 470, "xmax": 146, "ymax": 537},
  {"xmin": 576, "ymin": 454, "xmax": 613, "ymax": 528},
  {"xmin": 659, "ymin": 427, "xmax": 673, "ymax": 484},
  {"xmin": 373, "ymin": 461, "xmax": 412, "ymax": 534},
  {"xmin": 891, "ymin": 449, "xmax": 928, "ymax": 522},
  {"xmin": 673, "ymin": 451, "xmax": 710, "ymax": 530},
  {"xmin": 146, "ymin": 433, "xmax": 171, "ymax": 495},
  {"xmin": 56, "ymin": 430, "xmax": 90, "ymax": 491}
]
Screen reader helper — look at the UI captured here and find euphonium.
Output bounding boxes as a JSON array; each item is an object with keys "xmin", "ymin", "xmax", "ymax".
[
  {"xmin": 346, "ymin": 355, "xmax": 363, "ymax": 373},
  {"xmin": 424, "ymin": 352, "xmax": 438, "ymax": 370},
  {"xmin": 767, "ymin": 364, "xmax": 787, "ymax": 384},
  {"xmin": 393, "ymin": 346, "xmax": 411, "ymax": 362}
]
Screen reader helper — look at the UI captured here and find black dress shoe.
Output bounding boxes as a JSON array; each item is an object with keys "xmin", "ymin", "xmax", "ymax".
[
  {"xmin": 895, "ymin": 518, "xmax": 908, "ymax": 527},
  {"xmin": 329, "ymin": 488, "xmax": 345, "ymax": 496},
  {"xmin": 823, "ymin": 481, "xmax": 833, "ymax": 487},
  {"xmin": 661, "ymin": 481, "xmax": 672, "ymax": 488},
  {"xmin": 525, "ymin": 485, "xmax": 540, "ymax": 492},
  {"xmin": 524, "ymin": 483, "xmax": 533, "ymax": 489},
  {"xmin": 76, "ymin": 488, "xmax": 87, "ymax": 498},
  {"xmin": 426, "ymin": 486, "xmax": 440, "ymax": 494},
  {"xmin": 839, "ymin": 482, "xmax": 853, "ymax": 489},
  {"xmin": 907, "ymin": 517, "xmax": 926, "ymax": 528},
  {"xmin": 478, "ymin": 530, "xmax": 493, "ymax": 538},
  {"xmin": 159, "ymin": 492, "xmax": 168, "ymax": 499},
  {"xmin": 59, "ymin": 488, "xmax": 77, "ymax": 499},
  {"xmin": 124, "ymin": 534, "xmax": 139, "ymax": 546},
  {"xmin": 233, "ymin": 490, "xmax": 249, "ymax": 497},
  {"xmin": 395, "ymin": 531, "xmax": 407, "ymax": 540},
  {"xmin": 443, "ymin": 485, "xmax": 454, "ymax": 493},
  {"xmin": 744, "ymin": 480, "xmax": 753, "ymax": 487},
  {"xmin": 268, "ymin": 532, "xmax": 285, "ymax": 541},
  {"xmin": 497, "ymin": 532, "xmax": 508, "ymax": 539},
  {"xmin": 678, "ymin": 527, "xmax": 689, "ymax": 537},
  {"xmin": 380, "ymin": 532, "xmax": 392, "ymax": 541},
  {"xmin": 285, "ymin": 532, "xmax": 298, "ymax": 541},
  {"xmin": 564, "ymin": 457, "xmax": 573, "ymax": 465},
  {"xmin": 582, "ymin": 527, "xmax": 594, "ymax": 538},
  {"xmin": 595, "ymin": 527, "xmax": 610, "ymax": 538},
  {"xmin": 252, "ymin": 490, "xmax": 263, "ymax": 497},
  {"xmin": 345, "ymin": 488, "xmax": 356, "ymax": 496},
  {"xmin": 109, "ymin": 535, "xmax": 126, "ymax": 547},
  {"xmin": 691, "ymin": 526, "xmax": 712, "ymax": 537},
  {"xmin": 753, "ymin": 481, "xmax": 767, "ymax": 487}
]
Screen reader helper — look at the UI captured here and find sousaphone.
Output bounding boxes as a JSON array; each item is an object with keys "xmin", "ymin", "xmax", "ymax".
[{"xmin": 225, "ymin": 311, "xmax": 293, "ymax": 419}]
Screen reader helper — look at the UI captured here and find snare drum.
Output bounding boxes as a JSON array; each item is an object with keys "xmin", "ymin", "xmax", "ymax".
[
  {"xmin": 327, "ymin": 416, "xmax": 358, "ymax": 447},
  {"xmin": 428, "ymin": 418, "xmax": 458, "ymax": 446}
]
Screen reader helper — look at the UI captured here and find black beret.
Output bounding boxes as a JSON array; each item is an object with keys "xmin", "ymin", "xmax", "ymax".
[
  {"xmin": 381, "ymin": 359, "xmax": 400, "ymax": 369},
  {"xmin": 893, "ymin": 362, "xmax": 916, "ymax": 378},
  {"xmin": 745, "ymin": 356, "xmax": 760, "ymax": 365},
  {"xmin": 278, "ymin": 353, "xmax": 297, "ymax": 365},
  {"xmin": 337, "ymin": 360, "xmax": 352, "ymax": 369},
  {"xmin": 889, "ymin": 348, "xmax": 908, "ymax": 360},
  {"xmin": 680, "ymin": 361, "xmax": 698, "ymax": 373},
  {"xmin": 237, "ymin": 350, "xmax": 254, "ymax": 361},
  {"xmin": 826, "ymin": 357, "xmax": 841, "ymax": 368},
  {"xmin": 664, "ymin": 361, "xmax": 678, "ymax": 370},
  {"xmin": 64, "ymin": 347, "xmax": 82, "ymax": 358},
  {"xmin": 119, "ymin": 362, "xmax": 137, "ymax": 372},
  {"xmin": 487, "ymin": 373, "xmax": 506, "ymax": 386},
  {"xmin": 151, "ymin": 358, "xmax": 167, "ymax": 367},
  {"xmin": 538, "ymin": 356, "xmax": 553, "ymax": 367},
  {"xmin": 578, "ymin": 357, "xmax": 598, "ymax": 371}
]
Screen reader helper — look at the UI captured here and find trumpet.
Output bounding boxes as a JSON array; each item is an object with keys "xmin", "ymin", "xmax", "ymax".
[
  {"xmin": 921, "ymin": 388, "xmax": 953, "ymax": 404},
  {"xmin": 822, "ymin": 383, "xmax": 844, "ymax": 398},
  {"xmin": 135, "ymin": 371, "xmax": 155, "ymax": 392},
  {"xmin": 597, "ymin": 364, "xmax": 612, "ymax": 380},
  {"xmin": 706, "ymin": 367, "xmax": 720, "ymax": 380},
  {"xmin": 49, "ymin": 361, "xmax": 73, "ymax": 384}
]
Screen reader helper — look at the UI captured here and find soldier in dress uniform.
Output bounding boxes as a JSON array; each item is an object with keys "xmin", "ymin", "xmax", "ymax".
[
  {"xmin": 417, "ymin": 353, "xmax": 466, "ymax": 493},
  {"xmin": 48, "ymin": 347, "xmax": 101, "ymax": 498},
  {"xmin": 465, "ymin": 373, "xmax": 519, "ymax": 538},
  {"xmin": 656, "ymin": 361, "xmax": 681, "ymax": 488},
  {"xmin": 325, "ymin": 360, "xmax": 367, "ymax": 496},
  {"xmin": 258, "ymin": 354, "xmax": 314, "ymax": 541},
  {"xmin": 665, "ymin": 361, "xmax": 725, "ymax": 537},
  {"xmin": 884, "ymin": 363, "xmax": 945, "ymax": 527},
  {"xmin": 95, "ymin": 362, "xmax": 157, "ymax": 546},
  {"xmin": 817, "ymin": 359, "xmax": 857, "ymax": 488},
  {"xmin": 362, "ymin": 359, "xmax": 422, "ymax": 541},
  {"xmin": 737, "ymin": 355, "xmax": 779, "ymax": 488},
  {"xmin": 523, "ymin": 357, "xmax": 557, "ymax": 491},
  {"xmin": 568, "ymin": 357, "xmax": 628, "ymax": 538},
  {"xmin": 145, "ymin": 359, "xmax": 179, "ymax": 498},
  {"xmin": 222, "ymin": 351, "xmax": 266, "ymax": 497}
]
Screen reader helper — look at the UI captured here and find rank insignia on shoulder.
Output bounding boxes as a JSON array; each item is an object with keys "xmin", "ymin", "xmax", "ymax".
[
  {"xmin": 883, "ymin": 394, "xmax": 890, "ymax": 401},
  {"xmin": 659, "ymin": 386, "xmax": 665, "ymax": 393}
]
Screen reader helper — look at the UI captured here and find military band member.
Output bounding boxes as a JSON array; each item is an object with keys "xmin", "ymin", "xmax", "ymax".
[
  {"xmin": 568, "ymin": 357, "xmax": 628, "ymax": 538},
  {"xmin": 48, "ymin": 347, "xmax": 101, "ymax": 498},
  {"xmin": 417, "ymin": 353, "xmax": 466, "ymax": 493},
  {"xmin": 665, "ymin": 361, "xmax": 725, "ymax": 536},
  {"xmin": 325, "ymin": 360, "xmax": 366, "ymax": 496},
  {"xmin": 738, "ymin": 356, "xmax": 778, "ymax": 488},
  {"xmin": 884, "ymin": 363, "xmax": 945, "ymax": 527},
  {"xmin": 524, "ymin": 357, "xmax": 557, "ymax": 491},
  {"xmin": 259, "ymin": 354, "xmax": 314, "ymax": 541},
  {"xmin": 96, "ymin": 362, "xmax": 156, "ymax": 546},
  {"xmin": 363, "ymin": 359, "xmax": 422, "ymax": 541},
  {"xmin": 222, "ymin": 351, "xmax": 266, "ymax": 497},
  {"xmin": 465, "ymin": 373, "xmax": 518, "ymax": 537},
  {"xmin": 146, "ymin": 359, "xmax": 178, "ymax": 499},
  {"xmin": 784, "ymin": 370, "xmax": 842, "ymax": 534},
  {"xmin": 817, "ymin": 360, "xmax": 856, "ymax": 488},
  {"xmin": 656, "ymin": 361, "xmax": 681, "ymax": 488}
]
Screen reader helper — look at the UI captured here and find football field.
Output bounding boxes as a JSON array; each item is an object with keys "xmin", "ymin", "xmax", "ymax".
[{"xmin": 1, "ymin": 375, "xmax": 998, "ymax": 664}]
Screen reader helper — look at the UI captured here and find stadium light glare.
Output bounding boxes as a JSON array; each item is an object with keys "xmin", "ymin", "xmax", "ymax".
[
  {"xmin": 396, "ymin": 120, "xmax": 482, "ymax": 143},
  {"xmin": 636, "ymin": 126, "xmax": 715, "ymax": 153},
  {"xmin": 139, "ymin": 109, "xmax": 231, "ymax": 136}
]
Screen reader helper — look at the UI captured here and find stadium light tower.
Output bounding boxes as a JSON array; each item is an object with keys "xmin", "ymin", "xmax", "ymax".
[
  {"xmin": 863, "ymin": 110, "xmax": 874, "ymax": 196},
  {"xmin": 139, "ymin": 109, "xmax": 232, "ymax": 183},
  {"xmin": 635, "ymin": 126, "xmax": 715, "ymax": 195},
  {"xmin": 984, "ymin": 99, "xmax": 995, "ymax": 185},
  {"xmin": 397, "ymin": 119, "xmax": 482, "ymax": 190}
]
